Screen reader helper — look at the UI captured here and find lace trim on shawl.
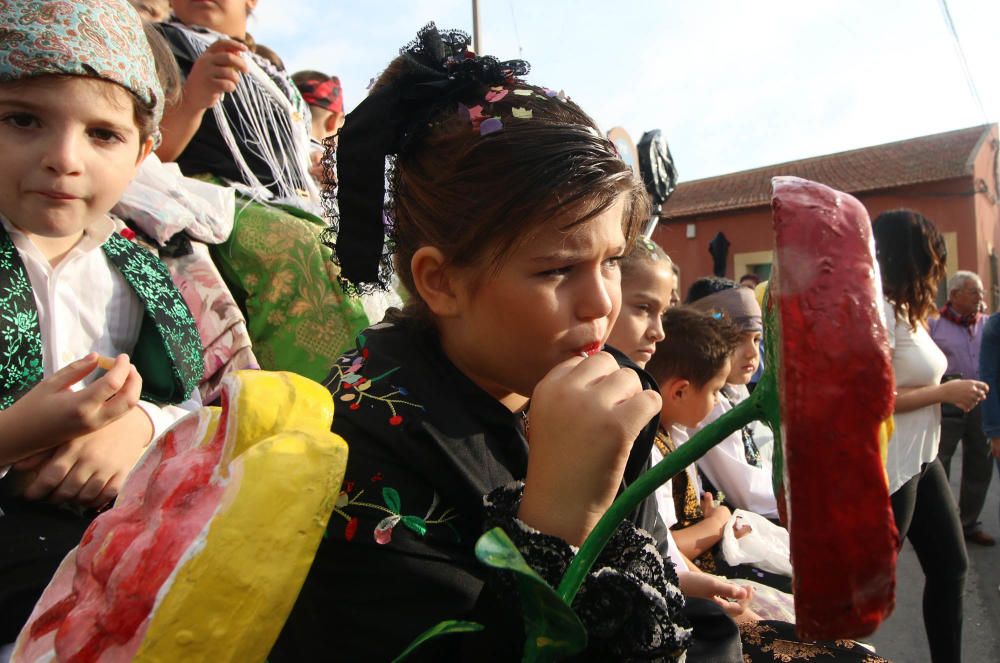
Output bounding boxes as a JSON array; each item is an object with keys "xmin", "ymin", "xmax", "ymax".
[{"xmin": 484, "ymin": 482, "xmax": 692, "ymax": 660}]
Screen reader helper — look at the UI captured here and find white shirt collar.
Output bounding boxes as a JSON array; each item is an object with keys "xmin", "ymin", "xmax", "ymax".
[{"xmin": 0, "ymin": 214, "xmax": 122, "ymax": 269}]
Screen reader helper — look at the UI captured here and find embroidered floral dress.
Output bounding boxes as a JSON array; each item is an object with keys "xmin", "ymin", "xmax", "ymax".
[{"xmin": 269, "ymin": 313, "xmax": 746, "ymax": 662}]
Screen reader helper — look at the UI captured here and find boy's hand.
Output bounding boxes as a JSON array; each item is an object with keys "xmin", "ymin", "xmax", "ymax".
[
  {"xmin": 20, "ymin": 407, "xmax": 154, "ymax": 508},
  {"xmin": 700, "ymin": 491, "xmax": 732, "ymax": 523},
  {"xmin": 2, "ymin": 353, "xmax": 142, "ymax": 463},
  {"xmin": 184, "ymin": 39, "xmax": 248, "ymax": 109},
  {"xmin": 678, "ymin": 573, "xmax": 758, "ymax": 621},
  {"xmin": 519, "ymin": 352, "xmax": 661, "ymax": 545}
]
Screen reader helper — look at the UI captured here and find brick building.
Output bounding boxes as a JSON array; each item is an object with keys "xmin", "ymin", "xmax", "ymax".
[{"xmin": 656, "ymin": 124, "xmax": 1000, "ymax": 309}]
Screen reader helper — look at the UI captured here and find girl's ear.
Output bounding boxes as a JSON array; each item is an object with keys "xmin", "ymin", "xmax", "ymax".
[
  {"xmin": 135, "ymin": 136, "xmax": 155, "ymax": 167},
  {"xmin": 411, "ymin": 246, "xmax": 461, "ymax": 317}
]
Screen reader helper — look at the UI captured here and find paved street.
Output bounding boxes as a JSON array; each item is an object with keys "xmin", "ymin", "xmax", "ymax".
[{"xmin": 869, "ymin": 462, "xmax": 1000, "ymax": 661}]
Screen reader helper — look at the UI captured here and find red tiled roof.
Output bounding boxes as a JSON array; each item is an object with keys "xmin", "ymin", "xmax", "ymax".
[{"xmin": 661, "ymin": 124, "xmax": 994, "ymax": 219}]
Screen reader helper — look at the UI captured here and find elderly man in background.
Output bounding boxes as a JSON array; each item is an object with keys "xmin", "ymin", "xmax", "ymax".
[{"xmin": 929, "ymin": 271, "xmax": 995, "ymax": 546}]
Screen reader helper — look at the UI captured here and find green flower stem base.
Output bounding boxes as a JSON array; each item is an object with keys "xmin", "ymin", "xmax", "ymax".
[{"xmin": 557, "ymin": 374, "xmax": 777, "ymax": 606}]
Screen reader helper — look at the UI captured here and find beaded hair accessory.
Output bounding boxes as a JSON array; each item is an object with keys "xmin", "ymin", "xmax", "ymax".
[
  {"xmin": 690, "ymin": 287, "xmax": 763, "ymax": 333},
  {"xmin": 326, "ymin": 23, "xmax": 529, "ymax": 294}
]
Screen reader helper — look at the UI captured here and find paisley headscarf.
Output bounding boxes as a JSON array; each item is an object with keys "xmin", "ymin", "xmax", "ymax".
[{"xmin": 0, "ymin": 0, "xmax": 163, "ymax": 125}]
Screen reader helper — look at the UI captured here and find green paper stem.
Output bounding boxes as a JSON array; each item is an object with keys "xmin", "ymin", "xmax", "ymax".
[{"xmin": 557, "ymin": 376, "xmax": 777, "ymax": 606}]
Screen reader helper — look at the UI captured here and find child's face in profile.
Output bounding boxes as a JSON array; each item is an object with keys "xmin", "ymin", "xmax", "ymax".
[
  {"xmin": 308, "ymin": 107, "xmax": 345, "ymax": 142},
  {"xmin": 664, "ymin": 358, "xmax": 731, "ymax": 429},
  {"xmin": 727, "ymin": 330, "xmax": 762, "ymax": 385},
  {"xmin": 606, "ymin": 261, "xmax": 674, "ymax": 368},
  {"xmin": 443, "ymin": 199, "xmax": 627, "ymax": 402},
  {"xmin": 0, "ymin": 77, "xmax": 149, "ymax": 246}
]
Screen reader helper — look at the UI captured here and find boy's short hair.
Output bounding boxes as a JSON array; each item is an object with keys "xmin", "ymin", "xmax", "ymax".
[{"xmin": 646, "ymin": 306, "xmax": 742, "ymax": 388}]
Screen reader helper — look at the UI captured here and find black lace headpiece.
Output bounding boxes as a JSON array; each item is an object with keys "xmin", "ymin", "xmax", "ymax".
[{"xmin": 326, "ymin": 23, "xmax": 530, "ymax": 293}]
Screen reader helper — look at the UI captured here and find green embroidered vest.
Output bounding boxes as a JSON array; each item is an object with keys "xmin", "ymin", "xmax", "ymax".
[{"xmin": 0, "ymin": 224, "xmax": 204, "ymax": 410}]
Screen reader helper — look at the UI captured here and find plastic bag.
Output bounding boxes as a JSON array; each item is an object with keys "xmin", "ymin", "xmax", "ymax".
[
  {"xmin": 114, "ymin": 153, "xmax": 235, "ymax": 246},
  {"xmin": 720, "ymin": 508, "xmax": 792, "ymax": 577}
]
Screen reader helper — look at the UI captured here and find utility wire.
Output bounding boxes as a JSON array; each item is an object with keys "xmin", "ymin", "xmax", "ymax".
[
  {"xmin": 508, "ymin": 0, "xmax": 523, "ymax": 58},
  {"xmin": 937, "ymin": 0, "xmax": 989, "ymax": 122}
]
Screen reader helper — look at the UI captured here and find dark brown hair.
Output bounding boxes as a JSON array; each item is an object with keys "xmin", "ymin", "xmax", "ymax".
[
  {"xmin": 646, "ymin": 306, "xmax": 742, "ymax": 388},
  {"xmin": 253, "ymin": 43, "xmax": 285, "ymax": 71},
  {"xmin": 685, "ymin": 276, "xmax": 738, "ymax": 304},
  {"xmin": 373, "ymin": 56, "xmax": 649, "ymax": 317},
  {"xmin": 873, "ymin": 209, "xmax": 947, "ymax": 328},
  {"xmin": 143, "ymin": 22, "xmax": 182, "ymax": 111}
]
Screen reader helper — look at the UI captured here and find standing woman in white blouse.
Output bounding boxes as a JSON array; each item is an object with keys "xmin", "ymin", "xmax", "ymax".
[{"xmin": 874, "ymin": 209, "xmax": 987, "ymax": 663}]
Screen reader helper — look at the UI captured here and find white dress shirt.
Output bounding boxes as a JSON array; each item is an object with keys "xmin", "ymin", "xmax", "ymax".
[
  {"xmin": 650, "ymin": 444, "xmax": 690, "ymax": 576},
  {"xmin": 1, "ymin": 215, "xmax": 199, "ymax": 442},
  {"xmin": 676, "ymin": 385, "xmax": 780, "ymax": 520}
]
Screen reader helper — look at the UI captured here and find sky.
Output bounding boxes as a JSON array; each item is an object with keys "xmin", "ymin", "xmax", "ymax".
[{"xmin": 252, "ymin": 0, "xmax": 1000, "ymax": 183}]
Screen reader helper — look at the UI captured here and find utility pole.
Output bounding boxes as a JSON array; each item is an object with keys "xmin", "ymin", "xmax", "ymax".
[{"xmin": 472, "ymin": 0, "xmax": 482, "ymax": 53}]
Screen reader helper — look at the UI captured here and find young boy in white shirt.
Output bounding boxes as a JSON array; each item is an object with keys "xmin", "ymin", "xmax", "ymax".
[
  {"xmin": 0, "ymin": 0, "xmax": 204, "ymax": 640},
  {"xmin": 676, "ymin": 277, "xmax": 779, "ymax": 520}
]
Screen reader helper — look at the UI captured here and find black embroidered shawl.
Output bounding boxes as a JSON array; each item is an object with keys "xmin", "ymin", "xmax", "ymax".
[{"xmin": 271, "ymin": 314, "xmax": 740, "ymax": 661}]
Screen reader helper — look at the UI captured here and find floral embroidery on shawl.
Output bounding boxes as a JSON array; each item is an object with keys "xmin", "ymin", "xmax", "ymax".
[
  {"xmin": 324, "ymin": 323, "xmax": 456, "ymax": 544},
  {"xmin": 329, "ymin": 478, "xmax": 459, "ymax": 544},
  {"xmin": 323, "ymin": 323, "xmax": 424, "ymax": 427}
]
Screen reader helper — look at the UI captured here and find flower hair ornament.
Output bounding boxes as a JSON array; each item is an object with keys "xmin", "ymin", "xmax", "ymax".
[{"xmin": 327, "ymin": 23, "xmax": 530, "ymax": 294}]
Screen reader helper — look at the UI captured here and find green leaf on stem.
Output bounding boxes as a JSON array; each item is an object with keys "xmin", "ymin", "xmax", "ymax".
[
  {"xmin": 390, "ymin": 620, "xmax": 484, "ymax": 662},
  {"xmin": 475, "ymin": 527, "xmax": 586, "ymax": 661}
]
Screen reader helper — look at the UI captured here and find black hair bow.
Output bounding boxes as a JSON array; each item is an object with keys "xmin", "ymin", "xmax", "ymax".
[{"xmin": 331, "ymin": 23, "xmax": 529, "ymax": 292}]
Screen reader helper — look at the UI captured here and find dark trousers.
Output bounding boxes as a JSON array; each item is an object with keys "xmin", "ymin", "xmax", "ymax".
[
  {"xmin": 890, "ymin": 459, "xmax": 968, "ymax": 663},
  {"xmin": 938, "ymin": 403, "xmax": 993, "ymax": 532}
]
